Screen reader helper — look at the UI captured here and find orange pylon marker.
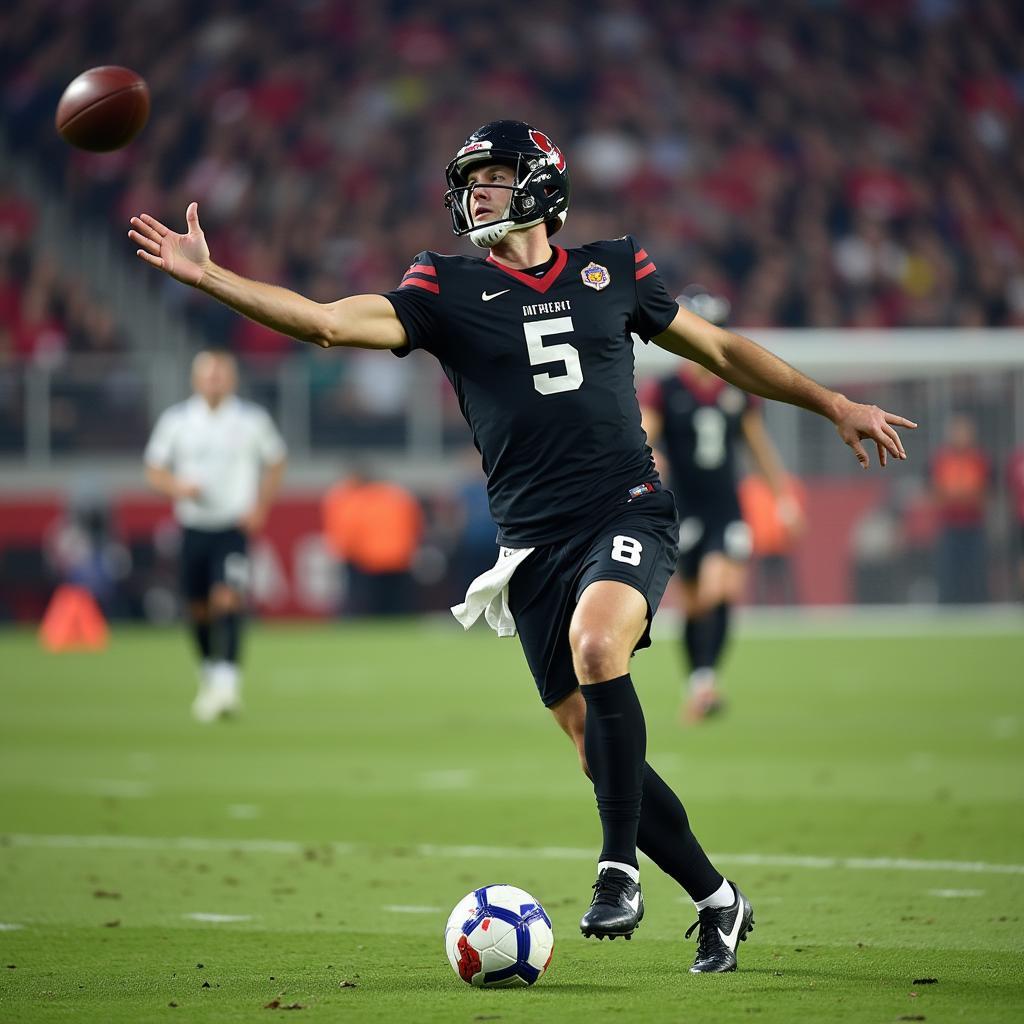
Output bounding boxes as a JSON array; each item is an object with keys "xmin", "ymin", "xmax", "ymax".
[{"xmin": 39, "ymin": 584, "xmax": 109, "ymax": 652}]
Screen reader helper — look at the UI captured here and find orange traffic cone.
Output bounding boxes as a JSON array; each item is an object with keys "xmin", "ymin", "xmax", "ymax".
[{"xmin": 39, "ymin": 584, "xmax": 109, "ymax": 652}]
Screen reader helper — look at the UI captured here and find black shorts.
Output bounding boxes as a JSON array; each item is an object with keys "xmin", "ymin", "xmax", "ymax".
[
  {"xmin": 180, "ymin": 526, "xmax": 249, "ymax": 602},
  {"xmin": 507, "ymin": 489, "xmax": 679, "ymax": 708},
  {"xmin": 676, "ymin": 512, "xmax": 753, "ymax": 581}
]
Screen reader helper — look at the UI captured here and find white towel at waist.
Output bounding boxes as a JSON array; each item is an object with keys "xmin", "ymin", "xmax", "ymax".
[{"xmin": 450, "ymin": 546, "xmax": 535, "ymax": 637}]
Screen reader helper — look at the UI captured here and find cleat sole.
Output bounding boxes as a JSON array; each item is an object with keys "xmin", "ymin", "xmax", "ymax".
[{"xmin": 581, "ymin": 925, "xmax": 639, "ymax": 940}]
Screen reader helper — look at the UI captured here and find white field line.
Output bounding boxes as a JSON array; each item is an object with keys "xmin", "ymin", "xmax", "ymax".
[
  {"xmin": 2, "ymin": 834, "xmax": 315, "ymax": 855},
  {"xmin": 4, "ymin": 833, "xmax": 1023, "ymax": 876},
  {"xmin": 183, "ymin": 913, "xmax": 253, "ymax": 923}
]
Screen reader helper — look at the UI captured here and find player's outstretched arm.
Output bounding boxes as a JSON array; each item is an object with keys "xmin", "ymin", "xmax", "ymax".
[
  {"xmin": 128, "ymin": 203, "xmax": 406, "ymax": 351},
  {"xmin": 654, "ymin": 306, "xmax": 917, "ymax": 469}
]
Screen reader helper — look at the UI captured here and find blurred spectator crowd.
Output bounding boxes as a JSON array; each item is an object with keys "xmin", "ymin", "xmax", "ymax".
[
  {"xmin": 2, "ymin": 0, "xmax": 1023, "ymax": 342},
  {"xmin": 0, "ymin": 182, "xmax": 149, "ymax": 450},
  {"xmin": 2, "ymin": 0, "xmax": 1024, "ymax": 608}
]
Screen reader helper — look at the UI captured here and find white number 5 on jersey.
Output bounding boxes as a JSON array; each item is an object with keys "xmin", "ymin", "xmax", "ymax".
[{"xmin": 524, "ymin": 317, "xmax": 583, "ymax": 395}]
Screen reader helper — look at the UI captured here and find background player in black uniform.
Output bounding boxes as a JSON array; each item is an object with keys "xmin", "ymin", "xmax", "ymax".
[
  {"xmin": 128, "ymin": 120, "xmax": 916, "ymax": 974},
  {"xmin": 641, "ymin": 287, "xmax": 804, "ymax": 723}
]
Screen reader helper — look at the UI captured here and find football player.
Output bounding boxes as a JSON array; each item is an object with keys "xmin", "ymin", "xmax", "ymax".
[
  {"xmin": 641, "ymin": 286, "xmax": 804, "ymax": 723},
  {"xmin": 128, "ymin": 120, "xmax": 915, "ymax": 973},
  {"xmin": 144, "ymin": 349, "xmax": 287, "ymax": 721}
]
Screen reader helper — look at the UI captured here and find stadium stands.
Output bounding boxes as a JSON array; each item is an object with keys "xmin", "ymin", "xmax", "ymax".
[
  {"xmin": 1, "ymin": 1, "xmax": 1022, "ymax": 613},
  {"xmin": 2, "ymin": 0, "xmax": 1021, "ymax": 335}
]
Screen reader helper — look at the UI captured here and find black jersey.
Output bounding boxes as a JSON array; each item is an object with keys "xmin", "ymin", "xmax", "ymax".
[
  {"xmin": 383, "ymin": 236, "xmax": 678, "ymax": 545},
  {"xmin": 642, "ymin": 369, "xmax": 758, "ymax": 519}
]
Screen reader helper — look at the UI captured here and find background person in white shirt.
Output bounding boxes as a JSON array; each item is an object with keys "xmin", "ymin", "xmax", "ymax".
[{"xmin": 144, "ymin": 349, "xmax": 287, "ymax": 721}]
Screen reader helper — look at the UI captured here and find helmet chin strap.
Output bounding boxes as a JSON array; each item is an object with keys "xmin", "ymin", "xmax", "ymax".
[
  {"xmin": 469, "ymin": 220, "xmax": 514, "ymax": 248},
  {"xmin": 465, "ymin": 186, "xmax": 515, "ymax": 248}
]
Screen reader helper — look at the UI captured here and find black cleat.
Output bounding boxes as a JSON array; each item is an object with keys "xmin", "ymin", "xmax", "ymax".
[
  {"xmin": 686, "ymin": 881, "xmax": 754, "ymax": 973},
  {"xmin": 580, "ymin": 866, "xmax": 644, "ymax": 939}
]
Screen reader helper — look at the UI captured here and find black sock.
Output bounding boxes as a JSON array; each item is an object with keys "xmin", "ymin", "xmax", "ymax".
[
  {"xmin": 637, "ymin": 763, "xmax": 723, "ymax": 901},
  {"xmin": 707, "ymin": 603, "xmax": 731, "ymax": 669},
  {"xmin": 214, "ymin": 612, "xmax": 242, "ymax": 664},
  {"xmin": 190, "ymin": 619, "xmax": 212, "ymax": 661},
  {"xmin": 580, "ymin": 674, "xmax": 646, "ymax": 869},
  {"xmin": 684, "ymin": 614, "xmax": 715, "ymax": 671}
]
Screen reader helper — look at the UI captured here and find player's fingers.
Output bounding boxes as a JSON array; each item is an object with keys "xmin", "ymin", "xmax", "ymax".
[
  {"xmin": 884, "ymin": 412, "xmax": 918, "ymax": 429},
  {"xmin": 872, "ymin": 423, "xmax": 900, "ymax": 459},
  {"xmin": 129, "ymin": 217, "xmax": 162, "ymax": 244},
  {"xmin": 128, "ymin": 229, "xmax": 160, "ymax": 255},
  {"xmin": 139, "ymin": 213, "xmax": 170, "ymax": 236},
  {"xmin": 186, "ymin": 201, "xmax": 200, "ymax": 231},
  {"xmin": 849, "ymin": 438, "xmax": 869, "ymax": 468},
  {"xmin": 876, "ymin": 439, "xmax": 887, "ymax": 467},
  {"xmin": 881, "ymin": 422, "xmax": 906, "ymax": 459},
  {"xmin": 135, "ymin": 249, "xmax": 164, "ymax": 270}
]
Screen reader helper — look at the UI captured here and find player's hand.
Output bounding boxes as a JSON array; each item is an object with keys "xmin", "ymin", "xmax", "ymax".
[
  {"xmin": 240, "ymin": 505, "xmax": 267, "ymax": 535},
  {"xmin": 176, "ymin": 480, "xmax": 202, "ymax": 500},
  {"xmin": 834, "ymin": 398, "xmax": 917, "ymax": 468},
  {"xmin": 776, "ymin": 494, "xmax": 805, "ymax": 537},
  {"xmin": 128, "ymin": 202, "xmax": 210, "ymax": 286}
]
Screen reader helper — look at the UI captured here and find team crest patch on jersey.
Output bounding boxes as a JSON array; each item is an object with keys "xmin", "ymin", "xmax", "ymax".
[{"xmin": 581, "ymin": 262, "xmax": 610, "ymax": 291}]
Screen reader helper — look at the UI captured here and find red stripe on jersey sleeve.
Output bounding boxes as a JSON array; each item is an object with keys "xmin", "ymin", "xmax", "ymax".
[
  {"xmin": 400, "ymin": 278, "xmax": 439, "ymax": 294},
  {"xmin": 635, "ymin": 263, "xmax": 657, "ymax": 280},
  {"xmin": 402, "ymin": 263, "xmax": 436, "ymax": 278},
  {"xmin": 634, "ymin": 249, "xmax": 648, "ymax": 263}
]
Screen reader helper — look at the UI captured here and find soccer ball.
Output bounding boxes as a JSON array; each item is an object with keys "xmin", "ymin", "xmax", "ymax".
[{"xmin": 444, "ymin": 884, "xmax": 554, "ymax": 988}]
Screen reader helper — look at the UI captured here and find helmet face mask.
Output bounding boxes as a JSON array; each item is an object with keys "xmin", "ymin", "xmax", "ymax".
[{"xmin": 444, "ymin": 121, "xmax": 570, "ymax": 248}]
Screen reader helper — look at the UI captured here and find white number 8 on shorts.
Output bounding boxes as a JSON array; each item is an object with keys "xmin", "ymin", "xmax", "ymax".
[{"xmin": 611, "ymin": 535, "xmax": 643, "ymax": 566}]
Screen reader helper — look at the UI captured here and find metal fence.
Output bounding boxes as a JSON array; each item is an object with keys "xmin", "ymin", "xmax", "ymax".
[{"xmin": 3, "ymin": 332, "xmax": 1022, "ymax": 475}]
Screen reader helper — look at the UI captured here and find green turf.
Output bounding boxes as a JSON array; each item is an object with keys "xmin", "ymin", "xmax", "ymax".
[{"xmin": 1, "ymin": 619, "xmax": 1022, "ymax": 1022}]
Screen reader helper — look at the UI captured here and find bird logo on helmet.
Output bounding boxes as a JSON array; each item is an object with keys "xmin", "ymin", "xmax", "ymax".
[{"xmin": 444, "ymin": 120, "xmax": 571, "ymax": 248}]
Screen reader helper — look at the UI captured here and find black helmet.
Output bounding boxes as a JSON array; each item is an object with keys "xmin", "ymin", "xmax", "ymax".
[{"xmin": 444, "ymin": 120, "xmax": 571, "ymax": 248}]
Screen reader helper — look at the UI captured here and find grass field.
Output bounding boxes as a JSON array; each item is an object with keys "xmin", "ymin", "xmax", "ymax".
[{"xmin": 1, "ymin": 616, "xmax": 1022, "ymax": 1023}]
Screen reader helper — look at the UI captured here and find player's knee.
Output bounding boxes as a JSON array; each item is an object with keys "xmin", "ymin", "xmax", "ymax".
[
  {"xmin": 569, "ymin": 626, "xmax": 624, "ymax": 682},
  {"xmin": 209, "ymin": 586, "xmax": 241, "ymax": 615}
]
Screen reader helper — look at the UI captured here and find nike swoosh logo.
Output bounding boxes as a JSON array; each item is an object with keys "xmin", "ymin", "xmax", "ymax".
[
  {"xmin": 718, "ymin": 895, "xmax": 744, "ymax": 950},
  {"xmin": 626, "ymin": 892, "xmax": 641, "ymax": 913},
  {"xmin": 481, "ymin": 289, "xmax": 510, "ymax": 301}
]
